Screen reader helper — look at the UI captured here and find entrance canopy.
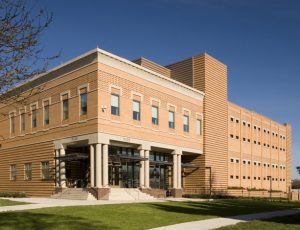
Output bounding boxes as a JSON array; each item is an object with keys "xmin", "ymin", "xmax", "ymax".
[{"xmin": 55, "ymin": 152, "xmax": 88, "ymax": 161}]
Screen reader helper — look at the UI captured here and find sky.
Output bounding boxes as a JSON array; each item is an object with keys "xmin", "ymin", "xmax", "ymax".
[{"xmin": 39, "ymin": 0, "xmax": 299, "ymax": 179}]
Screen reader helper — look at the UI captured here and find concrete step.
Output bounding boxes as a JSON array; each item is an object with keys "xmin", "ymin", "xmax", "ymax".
[{"xmin": 109, "ymin": 188, "xmax": 156, "ymax": 201}]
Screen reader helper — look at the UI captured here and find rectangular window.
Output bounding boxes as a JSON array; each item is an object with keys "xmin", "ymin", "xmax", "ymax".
[
  {"xmin": 132, "ymin": 100, "xmax": 140, "ymax": 121},
  {"xmin": 10, "ymin": 113, "xmax": 15, "ymax": 134},
  {"xmin": 196, "ymin": 119, "xmax": 202, "ymax": 135},
  {"xmin": 31, "ymin": 106, "xmax": 37, "ymax": 128},
  {"xmin": 111, "ymin": 94, "xmax": 120, "ymax": 116},
  {"xmin": 41, "ymin": 161, "xmax": 50, "ymax": 180},
  {"xmin": 168, "ymin": 111, "xmax": 175, "ymax": 129},
  {"xmin": 183, "ymin": 115, "xmax": 189, "ymax": 132},
  {"xmin": 10, "ymin": 164, "xmax": 17, "ymax": 181},
  {"xmin": 20, "ymin": 112, "xmax": 25, "ymax": 132},
  {"xmin": 80, "ymin": 92, "xmax": 87, "ymax": 115},
  {"xmin": 44, "ymin": 103, "xmax": 50, "ymax": 125},
  {"xmin": 24, "ymin": 163, "xmax": 32, "ymax": 181},
  {"xmin": 62, "ymin": 96, "xmax": 69, "ymax": 120},
  {"xmin": 151, "ymin": 106, "xmax": 159, "ymax": 125}
]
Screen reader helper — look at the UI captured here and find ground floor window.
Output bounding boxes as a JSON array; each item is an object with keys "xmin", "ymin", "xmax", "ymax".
[
  {"xmin": 24, "ymin": 163, "xmax": 32, "ymax": 181},
  {"xmin": 10, "ymin": 164, "xmax": 17, "ymax": 181},
  {"xmin": 41, "ymin": 161, "xmax": 50, "ymax": 180}
]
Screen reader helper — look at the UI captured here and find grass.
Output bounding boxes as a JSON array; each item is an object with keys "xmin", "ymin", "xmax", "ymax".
[
  {"xmin": 0, "ymin": 199, "xmax": 28, "ymax": 207},
  {"xmin": 218, "ymin": 214, "xmax": 300, "ymax": 230},
  {"xmin": 0, "ymin": 199, "xmax": 299, "ymax": 229}
]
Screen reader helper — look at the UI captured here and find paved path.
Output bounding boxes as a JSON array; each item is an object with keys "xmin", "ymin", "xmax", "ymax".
[
  {"xmin": 0, "ymin": 197, "xmax": 165, "ymax": 212},
  {"xmin": 0, "ymin": 197, "xmax": 208, "ymax": 212},
  {"xmin": 151, "ymin": 209, "xmax": 300, "ymax": 230}
]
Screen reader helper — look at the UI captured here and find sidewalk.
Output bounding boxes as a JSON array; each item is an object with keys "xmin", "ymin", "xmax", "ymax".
[
  {"xmin": 151, "ymin": 209, "xmax": 300, "ymax": 230},
  {"xmin": 0, "ymin": 197, "xmax": 165, "ymax": 212}
]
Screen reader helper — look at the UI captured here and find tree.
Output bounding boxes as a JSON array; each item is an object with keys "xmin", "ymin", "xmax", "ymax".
[
  {"xmin": 292, "ymin": 179, "xmax": 300, "ymax": 189},
  {"xmin": 297, "ymin": 166, "xmax": 300, "ymax": 175},
  {"xmin": 0, "ymin": 0, "xmax": 58, "ymax": 103}
]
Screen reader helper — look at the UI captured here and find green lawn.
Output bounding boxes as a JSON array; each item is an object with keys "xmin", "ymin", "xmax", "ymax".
[
  {"xmin": 218, "ymin": 214, "xmax": 300, "ymax": 230},
  {"xmin": 0, "ymin": 199, "xmax": 28, "ymax": 207},
  {"xmin": 0, "ymin": 199, "xmax": 299, "ymax": 229}
]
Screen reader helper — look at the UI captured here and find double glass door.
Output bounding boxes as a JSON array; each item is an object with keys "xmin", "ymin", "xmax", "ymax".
[{"xmin": 109, "ymin": 162, "xmax": 139, "ymax": 188}]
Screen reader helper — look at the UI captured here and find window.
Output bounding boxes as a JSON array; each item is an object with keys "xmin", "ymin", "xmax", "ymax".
[
  {"xmin": 152, "ymin": 106, "xmax": 159, "ymax": 125},
  {"xmin": 10, "ymin": 164, "xmax": 17, "ymax": 181},
  {"xmin": 44, "ymin": 102, "xmax": 50, "ymax": 125},
  {"xmin": 111, "ymin": 94, "xmax": 120, "ymax": 116},
  {"xmin": 230, "ymin": 117, "xmax": 234, "ymax": 122},
  {"xmin": 230, "ymin": 175, "xmax": 234, "ymax": 179},
  {"xmin": 243, "ymin": 121, "xmax": 246, "ymax": 126},
  {"xmin": 20, "ymin": 112, "xmax": 25, "ymax": 132},
  {"xmin": 236, "ymin": 176, "xmax": 239, "ymax": 179},
  {"xmin": 230, "ymin": 158, "xmax": 234, "ymax": 163},
  {"xmin": 236, "ymin": 159, "xmax": 239, "ymax": 163},
  {"xmin": 132, "ymin": 100, "xmax": 140, "ymax": 121},
  {"xmin": 31, "ymin": 106, "xmax": 37, "ymax": 128},
  {"xmin": 62, "ymin": 95, "xmax": 69, "ymax": 120},
  {"xmin": 10, "ymin": 113, "xmax": 15, "ymax": 134},
  {"xmin": 183, "ymin": 115, "xmax": 189, "ymax": 132},
  {"xmin": 80, "ymin": 91, "xmax": 87, "ymax": 115},
  {"xmin": 41, "ymin": 161, "xmax": 50, "ymax": 180},
  {"xmin": 24, "ymin": 163, "xmax": 32, "ymax": 181},
  {"xmin": 236, "ymin": 119, "xmax": 239, "ymax": 123},
  {"xmin": 196, "ymin": 119, "xmax": 202, "ymax": 135},
  {"xmin": 168, "ymin": 111, "xmax": 175, "ymax": 129}
]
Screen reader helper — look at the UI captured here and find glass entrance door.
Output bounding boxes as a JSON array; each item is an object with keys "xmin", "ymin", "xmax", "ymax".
[{"xmin": 109, "ymin": 164, "xmax": 121, "ymax": 187}]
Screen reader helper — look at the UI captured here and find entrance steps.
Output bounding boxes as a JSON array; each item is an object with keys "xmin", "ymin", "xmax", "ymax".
[
  {"xmin": 51, "ymin": 188, "xmax": 96, "ymax": 200},
  {"xmin": 109, "ymin": 188, "xmax": 156, "ymax": 201}
]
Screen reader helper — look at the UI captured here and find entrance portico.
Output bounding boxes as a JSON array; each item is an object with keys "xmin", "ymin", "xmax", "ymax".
[{"xmin": 54, "ymin": 133, "xmax": 202, "ymax": 199}]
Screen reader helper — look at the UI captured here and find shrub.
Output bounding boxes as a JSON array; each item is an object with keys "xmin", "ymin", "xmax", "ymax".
[{"xmin": 0, "ymin": 192, "xmax": 26, "ymax": 198}]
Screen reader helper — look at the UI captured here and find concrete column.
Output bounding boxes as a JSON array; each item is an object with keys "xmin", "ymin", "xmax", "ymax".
[
  {"xmin": 60, "ymin": 147, "xmax": 66, "ymax": 188},
  {"xmin": 90, "ymin": 144, "xmax": 95, "ymax": 187},
  {"xmin": 95, "ymin": 143, "xmax": 102, "ymax": 187},
  {"xmin": 144, "ymin": 150, "xmax": 150, "ymax": 188},
  {"xmin": 103, "ymin": 144, "xmax": 109, "ymax": 187},
  {"xmin": 139, "ymin": 149, "xmax": 145, "ymax": 188},
  {"xmin": 55, "ymin": 149, "xmax": 60, "ymax": 187},
  {"xmin": 172, "ymin": 152, "xmax": 178, "ymax": 189},
  {"xmin": 177, "ymin": 154, "xmax": 182, "ymax": 189}
]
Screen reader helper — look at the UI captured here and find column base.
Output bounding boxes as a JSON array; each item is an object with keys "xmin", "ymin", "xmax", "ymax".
[
  {"xmin": 170, "ymin": 188, "xmax": 183, "ymax": 198},
  {"xmin": 88, "ymin": 187, "xmax": 110, "ymax": 200}
]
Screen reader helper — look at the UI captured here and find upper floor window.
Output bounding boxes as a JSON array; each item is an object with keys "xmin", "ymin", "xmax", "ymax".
[
  {"xmin": 168, "ymin": 111, "xmax": 175, "ymax": 129},
  {"xmin": 9, "ymin": 113, "xmax": 15, "ymax": 134},
  {"xmin": 10, "ymin": 164, "xmax": 17, "ymax": 181},
  {"xmin": 24, "ymin": 163, "xmax": 32, "ymax": 181},
  {"xmin": 31, "ymin": 105, "xmax": 37, "ymax": 128},
  {"xmin": 43, "ymin": 100, "xmax": 50, "ymax": 125},
  {"xmin": 62, "ymin": 94, "xmax": 69, "ymax": 120},
  {"xmin": 111, "ymin": 94, "xmax": 120, "ymax": 116},
  {"xmin": 41, "ymin": 161, "xmax": 50, "ymax": 180},
  {"xmin": 183, "ymin": 115, "xmax": 189, "ymax": 132},
  {"xmin": 132, "ymin": 100, "xmax": 140, "ymax": 121},
  {"xmin": 196, "ymin": 119, "xmax": 202, "ymax": 135},
  {"xmin": 20, "ymin": 112, "xmax": 25, "ymax": 132},
  {"xmin": 152, "ymin": 106, "xmax": 159, "ymax": 125},
  {"xmin": 80, "ymin": 88, "xmax": 87, "ymax": 116}
]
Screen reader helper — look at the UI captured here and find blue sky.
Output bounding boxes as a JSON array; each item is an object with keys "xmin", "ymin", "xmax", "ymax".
[{"xmin": 40, "ymin": 0, "xmax": 300, "ymax": 179}]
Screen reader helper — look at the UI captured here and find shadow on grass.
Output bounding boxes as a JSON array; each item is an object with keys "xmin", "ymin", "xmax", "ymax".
[
  {"xmin": 148, "ymin": 199, "xmax": 300, "ymax": 220},
  {"xmin": 0, "ymin": 212, "xmax": 119, "ymax": 230}
]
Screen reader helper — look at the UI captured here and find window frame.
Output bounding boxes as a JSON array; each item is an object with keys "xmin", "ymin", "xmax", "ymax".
[
  {"xmin": 168, "ymin": 111, "xmax": 175, "ymax": 129},
  {"xmin": 132, "ymin": 100, "xmax": 141, "ymax": 121},
  {"xmin": 111, "ymin": 94, "xmax": 120, "ymax": 116},
  {"xmin": 151, "ymin": 106, "xmax": 159, "ymax": 125},
  {"xmin": 24, "ymin": 163, "xmax": 32, "ymax": 181},
  {"xmin": 10, "ymin": 164, "xmax": 17, "ymax": 181},
  {"xmin": 183, "ymin": 115, "xmax": 189, "ymax": 133},
  {"xmin": 41, "ymin": 161, "xmax": 50, "ymax": 180}
]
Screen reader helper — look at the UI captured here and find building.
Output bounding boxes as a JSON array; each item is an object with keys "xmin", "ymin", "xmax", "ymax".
[{"xmin": 0, "ymin": 48, "xmax": 291, "ymax": 199}]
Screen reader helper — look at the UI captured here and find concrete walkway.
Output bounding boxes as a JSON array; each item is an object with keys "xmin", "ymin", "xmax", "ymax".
[
  {"xmin": 0, "ymin": 197, "xmax": 165, "ymax": 212},
  {"xmin": 0, "ymin": 197, "xmax": 211, "ymax": 213},
  {"xmin": 151, "ymin": 209, "xmax": 300, "ymax": 230}
]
